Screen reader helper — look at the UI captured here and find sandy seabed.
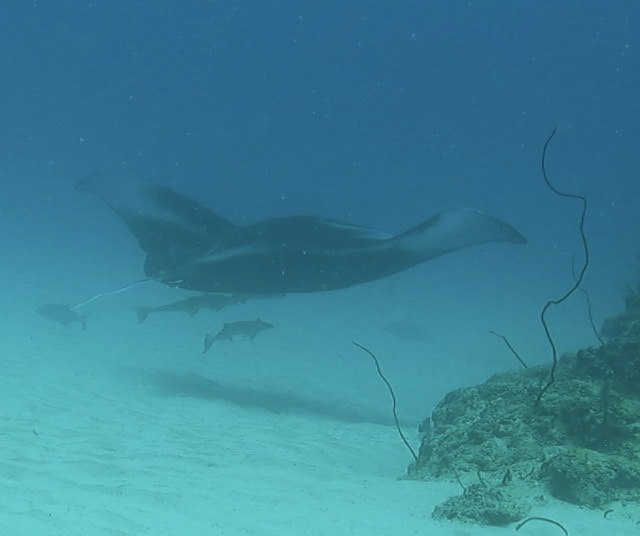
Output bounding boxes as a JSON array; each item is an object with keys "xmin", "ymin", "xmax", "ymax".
[{"xmin": 2, "ymin": 288, "xmax": 638, "ymax": 536}]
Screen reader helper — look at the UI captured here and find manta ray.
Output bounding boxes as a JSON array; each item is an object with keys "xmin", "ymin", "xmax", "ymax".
[{"xmin": 77, "ymin": 175, "xmax": 526, "ymax": 295}]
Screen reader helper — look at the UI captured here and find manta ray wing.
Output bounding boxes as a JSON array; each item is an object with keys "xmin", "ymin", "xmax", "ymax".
[
  {"xmin": 393, "ymin": 208, "xmax": 527, "ymax": 260},
  {"xmin": 77, "ymin": 174, "xmax": 236, "ymax": 278}
]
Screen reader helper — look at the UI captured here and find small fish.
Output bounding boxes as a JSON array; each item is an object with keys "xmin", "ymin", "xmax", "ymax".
[
  {"xmin": 383, "ymin": 320, "xmax": 430, "ymax": 342},
  {"xmin": 203, "ymin": 319, "xmax": 274, "ymax": 353},
  {"xmin": 134, "ymin": 293, "xmax": 245, "ymax": 323},
  {"xmin": 36, "ymin": 303, "xmax": 86, "ymax": 330}
]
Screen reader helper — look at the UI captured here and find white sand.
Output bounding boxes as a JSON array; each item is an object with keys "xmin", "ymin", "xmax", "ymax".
[{"xmin": 2, "ymin": 266, "xmax": 638, "ymax": 536}]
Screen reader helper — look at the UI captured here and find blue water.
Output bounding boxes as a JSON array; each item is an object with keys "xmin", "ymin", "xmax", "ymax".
[{"xmin": 2, "ymin": 1, "xmax": 639, "ymax": 533}]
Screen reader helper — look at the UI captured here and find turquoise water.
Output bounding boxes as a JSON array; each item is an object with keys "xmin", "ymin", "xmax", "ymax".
[{"xmin": 1, "ymin": 1, "xmax": 639, "ymax": 534}]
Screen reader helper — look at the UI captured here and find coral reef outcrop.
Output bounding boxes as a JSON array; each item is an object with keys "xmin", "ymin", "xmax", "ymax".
[{"xmin": 407, "ymin": 278, "xmax": 640, "ymax": 525}]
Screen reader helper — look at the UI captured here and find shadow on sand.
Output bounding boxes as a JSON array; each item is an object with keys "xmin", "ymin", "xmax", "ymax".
[{"xmin": 152, "ymin": 371, "xmax": 396, "ymax": 426}]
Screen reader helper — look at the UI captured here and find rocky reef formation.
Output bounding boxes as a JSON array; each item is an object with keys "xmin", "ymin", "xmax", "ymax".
[{"xmin": 407, "ymin": 278, "xmax": 640, "ymax": 525}]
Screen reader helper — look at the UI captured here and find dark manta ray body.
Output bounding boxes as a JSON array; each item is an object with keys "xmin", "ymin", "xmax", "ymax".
[{"xmin": 78, "ymin": 175, "xmax": 526, "ymax": 295}]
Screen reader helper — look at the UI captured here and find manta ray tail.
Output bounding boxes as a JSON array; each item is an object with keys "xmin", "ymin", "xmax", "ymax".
[{"xmin": 394, "ymin": 208, "xmax": 526, "ymax": 260}]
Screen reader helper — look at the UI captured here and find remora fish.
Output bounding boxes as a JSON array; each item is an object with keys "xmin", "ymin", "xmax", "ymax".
[
  {"xmin": 203, "ymin": 319, "xmax": 274, "ymax": 353},
  {"xmin": 37, "ymin": 303, "xmax": 86, "ymax": 330},
  {"xmin": 134, "ymin": 293, "xmax": 245, "ymax": 323}
]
